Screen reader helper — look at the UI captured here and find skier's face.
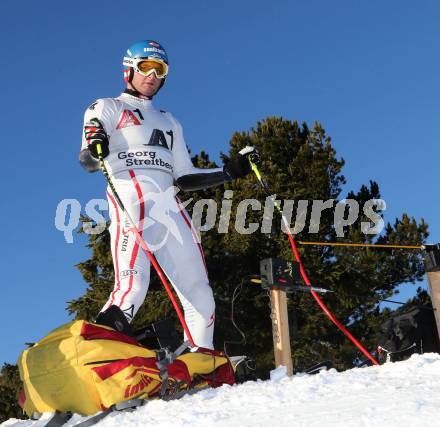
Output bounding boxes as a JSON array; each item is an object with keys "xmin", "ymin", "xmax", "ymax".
[{"xmin": 130, "ymin": 71, "xmax": 162, "ymax": 97}]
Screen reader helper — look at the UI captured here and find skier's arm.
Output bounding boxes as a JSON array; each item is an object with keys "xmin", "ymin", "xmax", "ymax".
[
  {"xmin": 170, "ymin": 116, "xmax": 252, "ymax": 191},
  {"xmin": 176, "ymin": 169, "xmax": 230, "ymax": 191},
  {"xmin": 175, "ymin": 150, "xmax": 255, "ymax": 192}
]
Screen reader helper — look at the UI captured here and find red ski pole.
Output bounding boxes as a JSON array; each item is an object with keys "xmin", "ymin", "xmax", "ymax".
[
  {"xmin": 96, "ymin": 143, "xmax": 196, "ymax": 348},
  {"xmin": 249, "ymin": 157, "xmax": 378, "ymax": 365}
]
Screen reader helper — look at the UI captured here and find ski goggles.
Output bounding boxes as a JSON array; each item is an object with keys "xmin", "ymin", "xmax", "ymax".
[{"xmin": 123, "ymin": 57, "xmax": 169, "ymax": 79}]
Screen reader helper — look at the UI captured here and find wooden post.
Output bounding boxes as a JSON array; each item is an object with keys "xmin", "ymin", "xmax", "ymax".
[
  {"xmin": 424, "ymin": 244, "xmax": 440, "ymax": 341},
  {"xmin": 427, "ymin": 272, "xmax": 440, "ymax": 340},
  {"xmin": 270, "ymin": 288, "xmax": 293, "ymax": 376}
]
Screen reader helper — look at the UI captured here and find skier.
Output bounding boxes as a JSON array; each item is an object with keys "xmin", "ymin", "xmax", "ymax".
[{"xmin": 79, "ymin": 40, "xmax": 253, "ymax": 349}]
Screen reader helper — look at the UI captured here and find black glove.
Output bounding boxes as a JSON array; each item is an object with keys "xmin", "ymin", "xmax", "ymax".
[
  {"xmin": 223, "ymin": 146, "xmax": 257, "ymax": 180},
  {"xmin": 84, "ymin": 118, "xmax": 110, "ymax": 159}
]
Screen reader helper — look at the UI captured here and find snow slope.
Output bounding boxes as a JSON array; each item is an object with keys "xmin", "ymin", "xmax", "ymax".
[{"xmin": 3, "ymin": 353, "xmax": 440, "ymax": 427}]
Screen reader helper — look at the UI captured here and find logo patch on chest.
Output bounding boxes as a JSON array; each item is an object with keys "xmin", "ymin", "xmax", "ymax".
[{"xmin": 116, "ymin": 110, "xmax": 142, "ymax": 129}]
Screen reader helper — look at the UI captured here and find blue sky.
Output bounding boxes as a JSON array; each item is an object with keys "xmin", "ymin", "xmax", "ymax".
[{"xmin": 0, "ymin": 0, "xmax": 439, "ymax": 364}]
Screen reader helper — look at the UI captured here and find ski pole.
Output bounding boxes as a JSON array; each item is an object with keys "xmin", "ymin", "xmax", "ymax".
[
  {"xmin": 248, "ymin": 157, "xmax": 379, "ymax": 365},
  {"xmin": 95, "ymin": 143, "xmax": 196, "ymax": 347}
]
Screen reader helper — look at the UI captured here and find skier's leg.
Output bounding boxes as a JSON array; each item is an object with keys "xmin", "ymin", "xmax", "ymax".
[
  {"xmin": 155, "ymin": 198, "xmax": 215, "ymax": 349},
  {"xmin": 101, "ymin": 173, "xmax": 151, "ymax": 322}
]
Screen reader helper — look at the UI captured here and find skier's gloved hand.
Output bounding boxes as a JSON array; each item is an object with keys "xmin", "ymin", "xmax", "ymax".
[
  {"xmin": 84, "ymin": 118, "xmax": 110, "ymax": 159},
  {"xmin": 223, "ymin": 146, "xmax": 257, "ymax": 180},
  {"xmin": 241, "ymin": 145, "xmax": 260, "ymax": 165}
]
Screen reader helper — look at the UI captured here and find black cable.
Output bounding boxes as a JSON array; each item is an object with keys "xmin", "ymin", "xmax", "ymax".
[
  {"xmin": 335, "ymin": 290, "xmax": 436, "ymax": 311},
  {"xmin": 376, "ymin": 298, "xmax": 435, "ymax": 310},
  {"xmin": 223, "ymin": 278, "xmax": 247, "ymax": 357}
]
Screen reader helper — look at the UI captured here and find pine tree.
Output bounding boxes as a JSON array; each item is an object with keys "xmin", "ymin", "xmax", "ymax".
[
  {"xmin": 0, "ymin": 363, "xmax": 23, "ymax": 422},
  {"xmin": 68, "ymin": 117, "xmax": 428, "ymax": 375},
  {"xmin": 0, "ymin": 116, "xmax": 430, "ymax": 421}
]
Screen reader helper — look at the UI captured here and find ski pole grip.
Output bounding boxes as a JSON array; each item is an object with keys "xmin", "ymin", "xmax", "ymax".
[
  {"xmin": 240, "ymin": 145, "xmax": 260, "ymax": 165},
  {"xmin": 249, "ymin": 160, "xmax": 263, "ymax": 182},
  {"xmin": 96, "ymin": 143, "xmax": 103, "ymax": 157}
]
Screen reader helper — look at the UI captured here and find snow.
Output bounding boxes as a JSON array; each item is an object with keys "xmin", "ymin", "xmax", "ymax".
[{"xmin": 3, "ymin": 353, "xmax": 440, "ymax": 427}]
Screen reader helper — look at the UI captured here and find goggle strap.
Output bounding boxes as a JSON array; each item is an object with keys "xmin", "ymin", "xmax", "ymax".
[
  {"xmin": 123, "ymin": 57, "xmax": 135, "ymax": 67},
  {"xmin": 123, "ymin": 57, "xmax": 166, "ymax": 66}
]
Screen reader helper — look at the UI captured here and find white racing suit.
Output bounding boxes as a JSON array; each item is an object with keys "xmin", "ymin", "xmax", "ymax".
[{"xmin": 80, "ymin": 91, "xmax": 227, "ymax": 349}]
